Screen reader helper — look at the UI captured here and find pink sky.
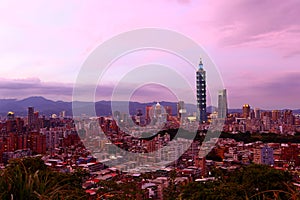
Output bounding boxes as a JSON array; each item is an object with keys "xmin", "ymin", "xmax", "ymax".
[{"xmin": 0, "ymin": 0, "xmax": 299, "ymax": 109}]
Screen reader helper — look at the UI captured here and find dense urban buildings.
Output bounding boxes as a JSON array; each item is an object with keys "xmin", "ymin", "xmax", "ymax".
[
  {"xmin": 0, "ymin": 58, "xmax": 299, "ymax": 199},
  {"xmin": 0, "ymin": 98, "xmax": 300, "ymax": 199},
  {"xmin": 0, "ymin": 59, "xmax": 299, "ymax": 199}
]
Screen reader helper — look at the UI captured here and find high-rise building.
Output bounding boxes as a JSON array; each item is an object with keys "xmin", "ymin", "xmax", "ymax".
[
  {"xmin": 262, "ymin": 116, "xmax": 271, "ymax": 131},
  {"xmin": 177, "ymin": 101, "xmax": 185, "ymax": 119},
  {"xmin": 242, "ymin": 104, "xmax": 250, "ymax": 119},
  {"xmin": 195, "ymin": 150, "xmax": 206, "ymax": 177},
  {"xmin": 196, "ymin": 59, "xmax": 207, "ymax": 123},
  {"xmin": 154, "ymin": 102, "xmax": 162, "ymax": 118},
  {"xmin": 250, "ymin": 110, "xmax": 255, "ymax": 119},
  {"xmin": 253, "ymin": 145, "xmax": 274, "ymax": 166},
  {"xmin": 7, "ymin": 111, "xmax": 15, "ymax": 120},
  {"xmin": 145, "ymin": 105, "xmax": 152, "ymax": 124},
  {"xmin": 217, "ymin": 89, "xmax": 228, "ymax": 119},
  {"xmin": 272, "ymin": 110, "xmax": 280, "ymax": 122},
  {"xmin": 165, "ymin": 106, "xmax": 172, "ymax": 121},
  {"xmin": 28, "ymin": 107, "xmax": 34, "ymax": 126},
  {"xmin": 254, "ymin": 108, "xmax": 261, "ymax": 119},
  {"xmin": 261, "ymin": 146, "xmax": 274, "ymax": 165},
  {"xmin": 284, "ymin": 110, "xmax": 295, "ymax": 125},
  {"xmin": 59, "ymin": 110, "xmax": 66, "ymax": 118}
]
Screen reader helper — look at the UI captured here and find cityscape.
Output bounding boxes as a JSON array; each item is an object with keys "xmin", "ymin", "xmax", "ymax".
[
  {"xmin": 1, "ymin": 1, "xmax": 300, "ymax": 200},
  {"xmin": 0, "ymin": 59, "xmax": 300, "ymax": 199}
]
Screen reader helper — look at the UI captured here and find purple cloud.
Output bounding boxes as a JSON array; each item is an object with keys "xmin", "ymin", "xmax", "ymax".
[
  {"xmin": 215, "ymin": 0, "xmax": 300, "ymax": 56},
  {"xmin": 0, "ymin": 78, "xmax": 73, "ymax": 101},
  {"xmin": 228, "ymin": 72, "xmax": 300, "ymax": 109},
  {"xmin": 0, "ymin": 0, "xmax": 299, "ymax": 109}
]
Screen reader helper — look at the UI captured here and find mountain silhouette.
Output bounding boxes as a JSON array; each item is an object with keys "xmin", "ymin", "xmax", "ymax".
[{"xmin": 0, "ymin": 96, "xmax": 298, "ymax": 117}]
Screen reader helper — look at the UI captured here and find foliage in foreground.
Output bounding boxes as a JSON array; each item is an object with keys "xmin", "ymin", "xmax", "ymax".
[
  {"xmin": 179, "ymin": 164, "xmax": 300, "ymax": 200},
  {"xmin": 0, "ymin": 157, "xmax": 87, "ymax": 200}
]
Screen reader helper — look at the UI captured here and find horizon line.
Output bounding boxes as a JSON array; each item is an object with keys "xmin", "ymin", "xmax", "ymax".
[{"xmin": 0, "ymin": 96, "xmax": 299, "ymax": 111}]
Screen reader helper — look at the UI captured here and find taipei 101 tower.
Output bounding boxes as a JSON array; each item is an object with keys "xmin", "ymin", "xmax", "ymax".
[{"xmin": 196, "ymin": 58, "xmax": 207, "ymax": 123}]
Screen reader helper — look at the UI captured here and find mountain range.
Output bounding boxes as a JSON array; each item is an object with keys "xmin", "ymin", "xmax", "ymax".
[
  {"xmin": 0, "ymin": 96, "xmax": 198, "ymax": 117},
  {"xmin": 0, "ymin": 96, "xmax": 299, "ymax": 117}
]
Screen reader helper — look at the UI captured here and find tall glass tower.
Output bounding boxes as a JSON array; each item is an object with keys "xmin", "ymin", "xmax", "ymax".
[
  {"xmin": 28, "ymin": 106, "xmax": 34, "ymax": 126},
  {"xmin": 217, "ymin": 89, "xmax": 228, "ymax": 119},
  {"xmin": 196, "ymin": 59, "xmax": 207, "ymax": 123}
]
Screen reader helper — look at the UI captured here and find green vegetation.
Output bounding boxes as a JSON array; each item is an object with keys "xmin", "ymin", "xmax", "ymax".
[
  {"xmin": 179, "ymin": 164, "xmax": 299, "ymax": 200},
  {"xmin": 142, "ymin": 129, "xmax": 300, "ymax": 144},
  {"xmin": 97, "ymin": 179, "xmax": 148, "ymax": 200},
  {"xmin": 0, "ymin": 157, "xmax": 87, "ymax": 200},
  {"xmin": 220, "ymin": 131, "xmax": 300, "ymax": 143},
  {"xmin": 1, "ymin": 156, "xmax": 299, "ymax": 199},
  {"xmin": 163, "ymin": 170, "xmax": 180, "ymax": 200}
]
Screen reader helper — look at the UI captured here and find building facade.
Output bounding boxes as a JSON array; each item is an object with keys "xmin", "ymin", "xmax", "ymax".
[
  {"xmin": 196, "ymin": 59, "xmax": 207, "ymax": 123},
  {"xmin": 242, "ymin": 104, "xmax": 251, "ymax": 119},
  {"xmin": 217, "ymin": 89, "xmax": 228, "ymax": 119}
]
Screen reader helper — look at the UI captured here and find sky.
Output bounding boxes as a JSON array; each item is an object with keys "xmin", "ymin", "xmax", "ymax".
[{"xmin": 0, "ymin": 0, "xmax": 299, "ymax": 109}]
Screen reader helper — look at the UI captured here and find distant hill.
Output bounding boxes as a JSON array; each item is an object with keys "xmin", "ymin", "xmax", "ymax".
[
  {"xmin": 0, "ymin": 96, "xmax": 298, "ymax": 117},
  {"xmin": 228, "ymin": 108, "xmax": 242, "ymax": 114},
  {"xmin": 0, "ymin": 96, "xmax": 71, "ymax": 117},
  {"xmin": 0, "ymin": 96, "xmax": 197, "ymax": 117},
  {"xmin": 290, "ymin": 109, "xmax": 300, "ymax": 114}
]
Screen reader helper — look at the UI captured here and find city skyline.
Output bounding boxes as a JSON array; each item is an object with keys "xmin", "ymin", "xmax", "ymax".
[
  {"xmin": 0, "ymin": 96, "xmax": 299, "ymax": 116},
  {"xmin": 0, "ymin": 1, "xmax": 299, "ymax": 109},
  {"xmin": 1, "ymin": 2, "xmax": 300, "ymax": 199}
]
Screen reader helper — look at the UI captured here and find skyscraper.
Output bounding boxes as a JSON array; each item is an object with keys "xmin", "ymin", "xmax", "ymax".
[
  {"xmin": 196, "ymin": 58, "xmax": 207, "ymax": 123},
  {"xmin": 145, "ymin": 105, "xmax": 152, "ymax": 124},
  {"xmin": 165, "ymin": 106, "xmax": 172, "ymax": 121},
  {"xmin": 284, "ymin": 110, "xmax": 295, "ymax": 125},
  {"xmin": 177, "ymin": 101, "xmax": 186, "ymax": 119},
  {"xmin": 254, "ymin": 108, "xmax": 261, "ymax": 119},
  {"xmin": 7, "ymin": 111, "xmax": 15, "ymax": 120},
  {"xmin": 272, "ymin": 110, "xmax": 280, "ymax": 122},
  {"xmin": 28, "ymin": 106, "xmax": 34, "ymax": 126},
  {"xmin": 217, "ymin": 89, "xmax": 228, "ymax": 119},
  {"xmin": 242, "ymin": 104, "xmax": 250, "ymax": 118}
]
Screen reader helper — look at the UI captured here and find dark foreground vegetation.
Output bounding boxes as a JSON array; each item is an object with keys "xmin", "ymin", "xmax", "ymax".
[
  {"xmin": 1, "ymin": 157, "xmax": 300, "ymax": 199},
  {"xmin": 178, "ymin": 165, "xmax": 299, "ymax": 200},
  {"xmin": 0, "ymin": 157, "xmax": 87, "ymax": 200}
]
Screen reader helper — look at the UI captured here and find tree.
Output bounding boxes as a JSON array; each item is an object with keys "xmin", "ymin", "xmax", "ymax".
[
  {"xmin": 163, "ymin": 170, "xmax": 181, "ymax": 200},
  {"xmin": 96, "ymin": 179, "xmax": 149, "ymax": 200},
  {"xmin": 0, "ymin": 157, "xmax": 87, "ymax": 200},
  {"xmin": 179, "ymin": 164, "xmax": 294, "ymax": 200}
]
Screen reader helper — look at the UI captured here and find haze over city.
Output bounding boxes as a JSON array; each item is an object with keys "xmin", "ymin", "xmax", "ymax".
[{"xmin": 0, "ymin": 0, "xmax": 299, "ymax": 109}]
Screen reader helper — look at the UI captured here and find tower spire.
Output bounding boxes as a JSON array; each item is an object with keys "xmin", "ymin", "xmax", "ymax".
[{"xmin": 198, "ymin": 58, "xmax": 203, "ymax": 69}]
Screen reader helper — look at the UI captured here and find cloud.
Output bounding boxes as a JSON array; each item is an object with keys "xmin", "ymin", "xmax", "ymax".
[
  {"xmin": 0, "ymin": 0, "xmax": 298, "ymax": 109},
  {"xmin": 0, "ymin": 78, "xmax": 195, "ymax": 104},
  {"xmin": 227, "ymin": 72, "xmax": 300, "ymax": 109},
  {"xmin": 0, "ymin": 78, "xmax": 73, "ymax": 100},
  {"xmin": 214, "ymin": 0, "xmax": 300, "ymax": 56}
]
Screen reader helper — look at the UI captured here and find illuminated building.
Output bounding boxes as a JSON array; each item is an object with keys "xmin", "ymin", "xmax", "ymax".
[
  {"xmin": 242, "ymin": 104, "xmax": 250, "ymax": 119},
  {"xmin": 196, "ymin": 59, "xmax": 207, "ymax": 123}
]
